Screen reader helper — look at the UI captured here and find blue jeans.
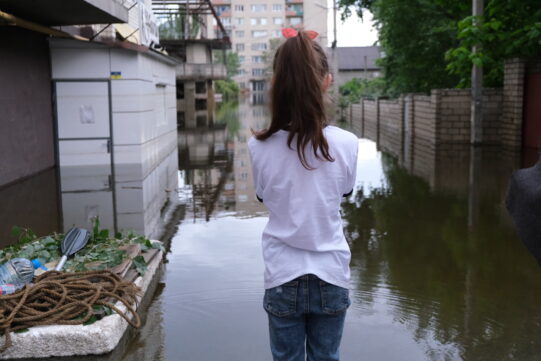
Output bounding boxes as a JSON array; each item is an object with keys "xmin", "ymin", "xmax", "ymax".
[{"xmin": 264, "ymin": 274, "xmax": 350, "ymax": 361}]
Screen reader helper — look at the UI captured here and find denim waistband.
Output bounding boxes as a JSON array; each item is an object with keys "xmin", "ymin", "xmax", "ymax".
[{"xmin": 295, "ymin": 274, "xmax": 320, "ymax": 281}]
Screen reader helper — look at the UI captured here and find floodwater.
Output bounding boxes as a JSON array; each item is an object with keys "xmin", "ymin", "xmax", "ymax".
[{"xmin": 2, "ymin": 96, "xmax": 541, "ymax": 360}]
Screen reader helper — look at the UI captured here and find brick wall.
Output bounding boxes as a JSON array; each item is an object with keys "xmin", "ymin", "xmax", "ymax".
[
  {"xmin": 349, "ymin": 58, "xmax": 524, "ymax": 154},
  {"xmin": 363, "ymin": 99, "xmax": 379, "ymax": 142},
  {"xmin": 500, "ymin": 59, "xmax": 525, "ymax": 150},
  {"xmin": 379, "ymin": 98, "xmax": 402, "ymax": 158}
]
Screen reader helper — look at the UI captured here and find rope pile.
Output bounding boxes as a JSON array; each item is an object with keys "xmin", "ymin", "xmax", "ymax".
[{"xmin": 0, "ymin": 270, "xmax": 142, "ymax": 352}]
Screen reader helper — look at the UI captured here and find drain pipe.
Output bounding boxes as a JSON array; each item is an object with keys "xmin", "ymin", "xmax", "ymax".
[{"xmin": 0, "ymin": 10, "xmax": 88, "ymax": 41}]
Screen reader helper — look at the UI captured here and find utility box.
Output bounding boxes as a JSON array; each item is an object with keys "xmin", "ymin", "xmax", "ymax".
[{"xmin": 50, "ymin": 38, "xmax": 179, "ymax": 238}]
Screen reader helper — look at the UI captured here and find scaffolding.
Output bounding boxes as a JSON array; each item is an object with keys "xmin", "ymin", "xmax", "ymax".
[{"xmin": 152, "ymin": 0, "xmax": 229, "ymax": 43}]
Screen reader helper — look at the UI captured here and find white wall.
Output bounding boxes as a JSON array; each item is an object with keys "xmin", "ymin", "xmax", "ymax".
[{"xmin": 50, "ymin": 39, "xmax": 179, "ymax": 237}]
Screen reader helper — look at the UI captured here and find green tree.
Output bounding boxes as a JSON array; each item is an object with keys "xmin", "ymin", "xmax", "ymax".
[
  {"xmin": 341, "ymin": 0, "xmax": 541, "ymax": 91},
  {"xmin": 213, "ymin": 50, "xmax": 240, "ymax": 80},
  {"xmin": 446, "ymin": 0, "xmax": 541, "ymax": 87}
]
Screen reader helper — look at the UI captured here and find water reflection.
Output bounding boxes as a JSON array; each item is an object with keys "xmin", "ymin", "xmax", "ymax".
[
  {"xmin": 2, "ymin": 95, "xmax": 540, "ymax": 360},
  {"xmin": 341, "ymin": 138, "xmax": 541, "ymax": 359},
  {"xmin": 177, "ymin": 99, "xmax": 267, "ymax": 220},
  {"xmin": 0, "ymin": 141, "xmax": 178, "ymax": 244}
]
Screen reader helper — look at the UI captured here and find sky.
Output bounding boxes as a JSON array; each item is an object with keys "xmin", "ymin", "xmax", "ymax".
[{"xmin": 326, "ymin": 1, "xmax": 379, "ymax": 47}]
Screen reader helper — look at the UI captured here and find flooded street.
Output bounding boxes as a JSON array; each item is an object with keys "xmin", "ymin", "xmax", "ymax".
[{"xmin": 2, "ymin": 97, "xmax": 541, "ymax": 360}]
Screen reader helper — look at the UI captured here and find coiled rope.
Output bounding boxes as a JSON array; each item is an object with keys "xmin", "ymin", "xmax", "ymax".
[{"xmin": 0, "ymin": 270, "xmax": 141, "ymax": 352}]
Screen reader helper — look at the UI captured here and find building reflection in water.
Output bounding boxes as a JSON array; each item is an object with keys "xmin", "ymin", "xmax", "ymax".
[
  {"xmin": 0, "ymin": 142, "xmax": 178, "ymax": 246},
  {"xmin": 341, "ymin": 119, "xmax": 541, "ymax": 360},
  {"xmin": 177, "ymin": 97, "xmax": 267, "ymax": 221}
]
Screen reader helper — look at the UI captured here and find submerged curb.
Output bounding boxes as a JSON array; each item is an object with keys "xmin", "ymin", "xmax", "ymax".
[{"xmin": 0, "ymin": 245, "xmax": 164, "ymax": 359}]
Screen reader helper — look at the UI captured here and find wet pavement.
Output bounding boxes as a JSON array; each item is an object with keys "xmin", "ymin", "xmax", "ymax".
[{"xmin": 2, "ymin": 97, "xmax": 541, "ymax": 360}]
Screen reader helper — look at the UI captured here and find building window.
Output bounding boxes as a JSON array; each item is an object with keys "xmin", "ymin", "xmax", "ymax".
[
  {"xmin": 273, "ymin": 17, "xmax": 283, "ymax": 25},
  {"xmin": 252, "ymin": 56, "xmax": 263, "ymax": 63},
  {"xmin": 251, "ymin": 43, "xmax": 267, "ymax": 51},
  {"xmin": 251, "ymin": 4, "xmax": 267, "ymax": 12},
  {"xmin": 270, "ymin": 30, "xmax": 281, "ymax": 38},
  {"xmin": 177, "ymin": 111, "xmax": 185, "ymax": 128},
  {"xmin": 272, "ymin": 4, "xmax": 283, "ymax": 12},
  {"xmin": 287, "ymin": 4, "xmax": 303, "ymax": 14},
  {"xmin": 239, "ymin": 82, "xmax": 246, "ymax": 88},
  {"xmin": 252, "ymin": 30, "xmax": 267, "ymax": 38},
  {"xmin": 236, "ymin": 43, "xmax": 245, "ymax": 52},
  {"xmin": 289, "ymin": 17, "xmax": 302, "ymax": 26},
  {"xmin": 234, "ymin": 17, "xmax": 244, "ymax": 25},
  {"xmin": 221, "ymin": 17, "xmax": 231, "ymax": 25},
  {"xmin": 250, "ymin": 17, "xmax": 268, "ymax": 25},
  {"xmin": 252, "ymin": 80, "xmax": 266, "ymax": 91},
  {"xmin": 195, "ymin": 81, "xmax": 206, "ymax": 94},
  {"xmin": 239, "ymin": 56, "xmax": 245, "ymax": 63},
  {"xmin": 176, "ymin": 81, "xmax": 184, "ymax": 99},
  {"xmin": 195, "ymin": 99, "xmax": 207, "ymax": 111},
  {"xmin": 216, "ymin": 5, "xmax": 230, "ymax": 15},
  {"xmin": 252, "ymin": 68, "xmax": 265, "ymax": 76},
  {"xmin": 235, "ymin": 30, "xmax": 245, "ymax": 37},
  {"xmin": 234, "ymin": 4, "xmax": 244, "ymax": 11}
]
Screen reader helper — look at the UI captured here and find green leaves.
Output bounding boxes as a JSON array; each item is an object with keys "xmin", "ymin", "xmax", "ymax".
[
  {"xmin": 448, "ymin": 0, "xmax": 541, "ymax": 88},
  {"xmin": 132, "ymin": 256, "xmax": 147, "ymax": 276},
  {"xmin": 3, "ymin": 218, "xmax": 156, "ymax": 278}
]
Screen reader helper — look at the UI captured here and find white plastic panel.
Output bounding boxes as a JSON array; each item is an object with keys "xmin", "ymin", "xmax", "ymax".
[
  {"xmin": 59, "ymin": 165, "xmax": 111, "ymax": 192},
  {"xmin": 56, "ymin": 82, "xmax": 110, "ymax": 139},
  {"xmin": 58, "ymin": 139, "xmax": 110, "ymax": 167},
  {"xmin": 61, "ymin": 191, "xmax": 115, "ymax": 233}
]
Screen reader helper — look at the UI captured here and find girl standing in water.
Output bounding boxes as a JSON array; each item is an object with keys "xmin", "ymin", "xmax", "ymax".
[{"xmin": 248, "ymin": 28, "xmax": 359, "ymax": 361}]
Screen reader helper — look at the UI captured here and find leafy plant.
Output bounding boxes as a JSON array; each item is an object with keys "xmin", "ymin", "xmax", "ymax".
[{"xmin": 2, "ymin": 218, "xmax": 157, "ymax": 275}]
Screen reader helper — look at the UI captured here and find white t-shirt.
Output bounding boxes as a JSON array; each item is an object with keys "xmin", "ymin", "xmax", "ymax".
[{"xmin": 248, "ymin": 125, "xmax": 359, "ymax": 289}]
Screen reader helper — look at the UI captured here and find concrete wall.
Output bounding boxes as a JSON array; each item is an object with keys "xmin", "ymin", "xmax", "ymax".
[
  {"xmin": 0, "ymin": 168, "xmax": 60, "ymax": 247},
  {"xmin": 0, "ymin": 27, "xmax": 55, "ymax": 187}
]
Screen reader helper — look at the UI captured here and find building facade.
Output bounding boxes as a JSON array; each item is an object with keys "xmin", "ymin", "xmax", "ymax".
[{"xmin": 210, "ymin": 0, "xmax": 328, "ymax": 92}]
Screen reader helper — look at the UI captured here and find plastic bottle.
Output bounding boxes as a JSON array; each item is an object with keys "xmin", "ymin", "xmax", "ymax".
[
  {"xmin": 0, "ymin": 284, "xmax": 18, "ymax": 295},
  {"xmin": 0, "ymin": 258, "xmax": 46, "ymax": 289}
]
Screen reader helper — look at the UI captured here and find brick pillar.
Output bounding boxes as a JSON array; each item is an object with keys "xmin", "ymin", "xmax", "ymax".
[
  {"xmin": 501, "ymin": 58, "xmax": 526, "ymax": 151},
  {"xmin": 376, "ymin": 97, "xmax": 380, "ymax": 147},
  {"xmin": 361, "ymin": 98, "xmax": 365, "ymax": 138}
]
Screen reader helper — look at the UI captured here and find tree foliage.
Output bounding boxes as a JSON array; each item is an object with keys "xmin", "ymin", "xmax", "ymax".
[
  {"xmin": 213, "ymin": 50, "xmax": 240, "ymax": 80},
  {"xmin": 339, "ymin": 0, "xmax": 469, "ymax": 94},
  {"xmin": 339, "ymin": 0, "xmax": 541, "ymax": 92},
  {"xmin": 446, "ymin": 0, "xmax": 541, "ymax": 87}
]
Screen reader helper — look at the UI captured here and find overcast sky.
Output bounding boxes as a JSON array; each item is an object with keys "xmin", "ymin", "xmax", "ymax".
[{"xmin": 326, "ymin": 2, "xmax": 379, "ymax": 47}]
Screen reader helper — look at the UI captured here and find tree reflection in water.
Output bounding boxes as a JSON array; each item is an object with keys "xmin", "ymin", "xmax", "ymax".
[{"xmin": 341, "ymin": 152, "xmax": 541, "ymax": 360}]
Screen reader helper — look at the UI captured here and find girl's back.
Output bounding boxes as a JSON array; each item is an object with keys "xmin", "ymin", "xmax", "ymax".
[{"xmin": 248, "ymin": 125, "xmax": 358, "ymax": 289}]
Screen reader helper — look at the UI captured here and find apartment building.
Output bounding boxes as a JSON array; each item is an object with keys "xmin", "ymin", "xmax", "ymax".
[{"xmin": 210, "ymin": 0, "xmax": 328, "ymax": 92}]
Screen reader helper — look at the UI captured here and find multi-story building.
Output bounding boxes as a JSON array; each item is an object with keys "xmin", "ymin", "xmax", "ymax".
[{"xmin": 210, "ymin": 0, "xmax": 328, "ymax": 92}]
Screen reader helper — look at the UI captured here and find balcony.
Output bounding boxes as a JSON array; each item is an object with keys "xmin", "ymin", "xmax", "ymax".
[
  {"xmin": 286, "ymin": 10, "xmax": 303, "ymax": 17},
  {"xmin": 0, "ymin": 0, "xmax": 129, "ymax": 25},
  {"xmin": 176, "ymin": 63, "xmax": 227, "ymax": 80}
]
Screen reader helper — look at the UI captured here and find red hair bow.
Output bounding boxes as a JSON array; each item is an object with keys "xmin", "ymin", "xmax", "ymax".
[{"xmin": 281, "ymin": 28, "xmax": 318, "ymax": 40}]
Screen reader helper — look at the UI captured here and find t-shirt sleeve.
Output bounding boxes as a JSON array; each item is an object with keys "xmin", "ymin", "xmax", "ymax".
[
  {"xmin": 248, "ymin": 138, "xmax": 264, "ymax": 201},
  {"xmin": 344, "ymin": 138, "xmax": 358, "ymax": 195}
]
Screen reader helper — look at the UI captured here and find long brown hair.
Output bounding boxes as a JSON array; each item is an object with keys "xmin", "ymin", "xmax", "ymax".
[{"xmin": 254, "ymin": 30, "xmax": 334, "ymax": 170}]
